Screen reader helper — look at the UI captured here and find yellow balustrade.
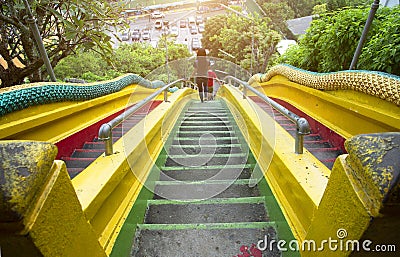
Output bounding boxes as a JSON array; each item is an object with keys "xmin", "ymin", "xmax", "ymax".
[
  {"xmin": 253, "ymin": 75, "xmax": 400, "ymax": 139},
  {"xmin": 0, "ymin": 84, "xmax": 163, "ymax": 142}
]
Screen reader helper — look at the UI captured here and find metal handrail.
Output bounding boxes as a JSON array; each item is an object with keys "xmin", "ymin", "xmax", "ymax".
[
  {"xmin": 98, "ymin": 79, "xmax": 184, "ymax": 155},
  {"xmin": 224, "ymin": 76, "xmax": 311, "ymax": 154}
]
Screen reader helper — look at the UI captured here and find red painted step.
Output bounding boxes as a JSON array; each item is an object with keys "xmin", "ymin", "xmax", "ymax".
[{"xmin": 58, "ymin": 100, "xmax": 162, "ymax": 179}]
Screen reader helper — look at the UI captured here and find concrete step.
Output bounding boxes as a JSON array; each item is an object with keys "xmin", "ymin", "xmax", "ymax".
[
  {"xmin": 184, "ymin": 112, "xmax": 227, "ymax": 118},
  {"xmin": 159, "ymin": 166, "xmax": 252, "ymax": 181},
  {"xmin": 164, "ymin": 153, "xmax": 248, "ymax": 167},
  {"xmin": 131, "ymin": 224, "xmax": 280, "ymax": 257},
  {"xmin": 185, "ymin": 104, "xmax": 224, "ymax": 109},
  {"xmin": 276, "ymin": 118, "xmax": 294, "ymax": 125},
  {"xmin": 180, "ymin": 120, "xmax": 231, "ymax": 127},
  {"xmin": 185, "ymin": 105, "xmax": 225, "ymax": 110},
  {"xmin": 112, "ymin": 131, "xmax": 123, "ymax": 137},
  {"xmin": 176, "ymin": 130, "xmax": 235, "ymax": 138},
  {"xmin": 112, "ymin": 125, "xmax": 135, "ymax": 133},
  {"xmin": 172, "ymin": 136, "xmax": 240, "ymax": 145},
  {"xmin": 61, "ymin": 157, "xmax": 96, "ymax": 169},
  {"xmin": 309, "ymin": 148, "xmax": 342, "ymax": 160},
  {"xmin": 167, "ymin": 144, "xmax": 244, "ymax": 155},
  {"xmin": 304, "ymin": 140, "xmax": 331, "ymax": 148},
  {"xmin": 82, "ymin": 142, "xmax": 104, "ymax": 149},
  {"xmin": 178, "ymin": 125, "xmax": 233, "ymax": 132},
  {"xmin": 63, "ymin": 100, "xmax": 161, "ymax": 178},
  {"xmin": 189, "ymin": 101, "xmax": 223, "ymax": 106},
  {"xmin": 144, "ymin": 199, "xmax": 268, "ymax": 224},
  {"xmin": 186, "ymin": 107, "xmax": 226, "ymax": 112},
  {"xmin": 153, "ymin": 179, "xmax": 260, "ymax": 200},
  {"xmin": 67, "ymin": 168, "xmax": 84, "ymax": 179},
  {"xmin": 71, "ymin": 149, "xmax": 103, "ymax": 158},
  {"xmin": 322, "ymin": 161, "xmax": 335, "ymax": 170},
  {"xmin": 250, "ymin": 95, "xmax": 343, "ymax": 170},
  {"xmin": 182, "ymin": 116, "xmax": 229, "ymax": 121}
]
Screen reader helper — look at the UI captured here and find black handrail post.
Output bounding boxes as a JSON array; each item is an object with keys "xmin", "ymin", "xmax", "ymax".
[
  {"xmin": 349, "ymin": 0, "xmax": 380, "ymax": 70},
  {"xmin": 22, "ymin": 0, "xmax": 57, "ymax": 81},
  {"xmin": 164, "ymin": 88, "xmax": 168, "ymax": 102}
]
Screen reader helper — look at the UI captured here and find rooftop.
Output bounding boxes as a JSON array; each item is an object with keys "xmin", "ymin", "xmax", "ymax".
[{"xmin": 286, "ymin": 15, "xmax": 313, "ymax": 36}]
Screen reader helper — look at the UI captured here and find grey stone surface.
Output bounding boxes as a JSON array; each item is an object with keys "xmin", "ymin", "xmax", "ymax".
[
  {"xmin": 131, "ymin": 227, "xmax": 280, "ymax": 257},
  {"xmin": 153, "ymin": 183, "xmax": 260, "ymax": 200},
  {"xmin": 145, "ymin": 203, "xmax": 268, "ymax": 224},
  {"xmin": 159, "ymin": 167, "xmax": 252, "ymax": 181}
]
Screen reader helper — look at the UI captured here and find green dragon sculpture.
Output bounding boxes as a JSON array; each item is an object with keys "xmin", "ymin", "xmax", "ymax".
[
  {"xmin": 249, "ymin": 64, "xmax": 400, "ymax": 106},
  {"xmin": 0, "ymin": 74, "xmax": 165, "ymax": 117}
]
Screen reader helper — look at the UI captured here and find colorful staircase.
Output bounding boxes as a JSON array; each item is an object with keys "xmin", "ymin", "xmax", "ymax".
[
  {"xmin": 61, "ymin": 101, "xmax": 161, "ymax": 179},
  {"xmin": 250, "ymin": 96, "xmax": 342, "ymax": 169},
  {"xmin": 128, "ymin": 100, "xmax": 297, "ymax": 256}
]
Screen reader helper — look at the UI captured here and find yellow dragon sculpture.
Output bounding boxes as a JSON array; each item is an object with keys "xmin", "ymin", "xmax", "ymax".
[{"xmin": 249, "ymin": 64, "xmax": 400, "ymax": 106}]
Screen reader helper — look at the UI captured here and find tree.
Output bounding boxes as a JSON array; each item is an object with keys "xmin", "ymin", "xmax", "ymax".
[
  {"xmin": 0, "ymin": 0, "xmax": 123, "ymax": 88},
  {"xmin": 286, "ymin": 0, "xmax": 316, "ymax": 17},
  {"xmin": 276, "ymin": 6, "xmax": 400, "ymax": 76},
  {"xmin": 256, "ymin": 0, "xmax": 371, "ymax": 18},
  {"xmin": 358, "ymin": 6, "xmax": 400, "ymax": 74},
  {"xmin": 202, "ymin": 13, "xmax": 281, "ymax": 74},
  {"xmin": 312, "ymin": 4, "xmax": 328, "ymax": 15},
  {"xmin": 201, "ymin": 15, "xmax": 228, "ymax": 57},
  {"xmin": 54, "ymin": 41, "xmax": 192, "ymax": 82},
  {"xmin": 261, "ymin": 1, "xmax": 295, "ymax": 38},
  {"xmin": 53, "ymin": 50, "xmax": 119, "ymax": 81},
  {"xmin": 324, "ymin": 0, "xmax": 370, "ymax": 11},
  {"xmin": 277, "ymin": 8, "xmax": 370, "ymax": 72},
  {"xmin": 256, "ymin": 0, "xmax": 316, "ymax": 18}
]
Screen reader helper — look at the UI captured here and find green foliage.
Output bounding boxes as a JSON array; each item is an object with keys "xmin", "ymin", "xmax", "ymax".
[
  {"xmin": 358, "ymin": 6, "xmax": 400, "ymax": 75},
  {"xmin": 0, "ymin": 0, "xmax": 124, "ymax": 87},
  {"xmin": 277, "ymin": 6, "xmax": 400, "ymax": 76},
  {"xmin": 54, "ymin": 51, "xmax": 113, "ymax": 81},
  {"xmin": 261, "ymin": 2, "xmax": 295, "ymax": 37},
  {"xmin": 256, "ymin": 0, "xmax": 371, "ymax": 22},
  {"xmin": 202, "ymin": 13, "xmax": 281, "ymax": 73},
  {"xmin": 55, "ymin": 41, "xmax": 191, "ymax": 82},
  {"xmin": 325, "ymin": 0, "xmax": 371, "ymax": 11},
  {"xmin": 202, "ymin": 15, "xmax": 228, "ymax": 57},
  {"xmin": 81, "ymin": 71, "xmax": 121, "ymax": 82},
  {"xmin": 256, "ymin": 0, "xmax": 313, "ymax": 18},
  {"xmin": 325, "ymin": 0, "xmax": 348, "ymax": 10},
  {"xmin": 312, "ymin": 4, "xmax": 328, "ymax": 15},
  {"xmin": 113, "ymin": 43, "xmax": 162, "ymax": 75},
  {"xmin": 286, "ymin": 0, "xmax": 316, "ymax": 17}
]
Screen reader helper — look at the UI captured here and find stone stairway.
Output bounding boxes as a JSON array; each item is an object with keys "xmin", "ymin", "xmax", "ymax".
[{"xmin": 130, "ymin": 100, "xmax": 295, "ymax": 257}]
